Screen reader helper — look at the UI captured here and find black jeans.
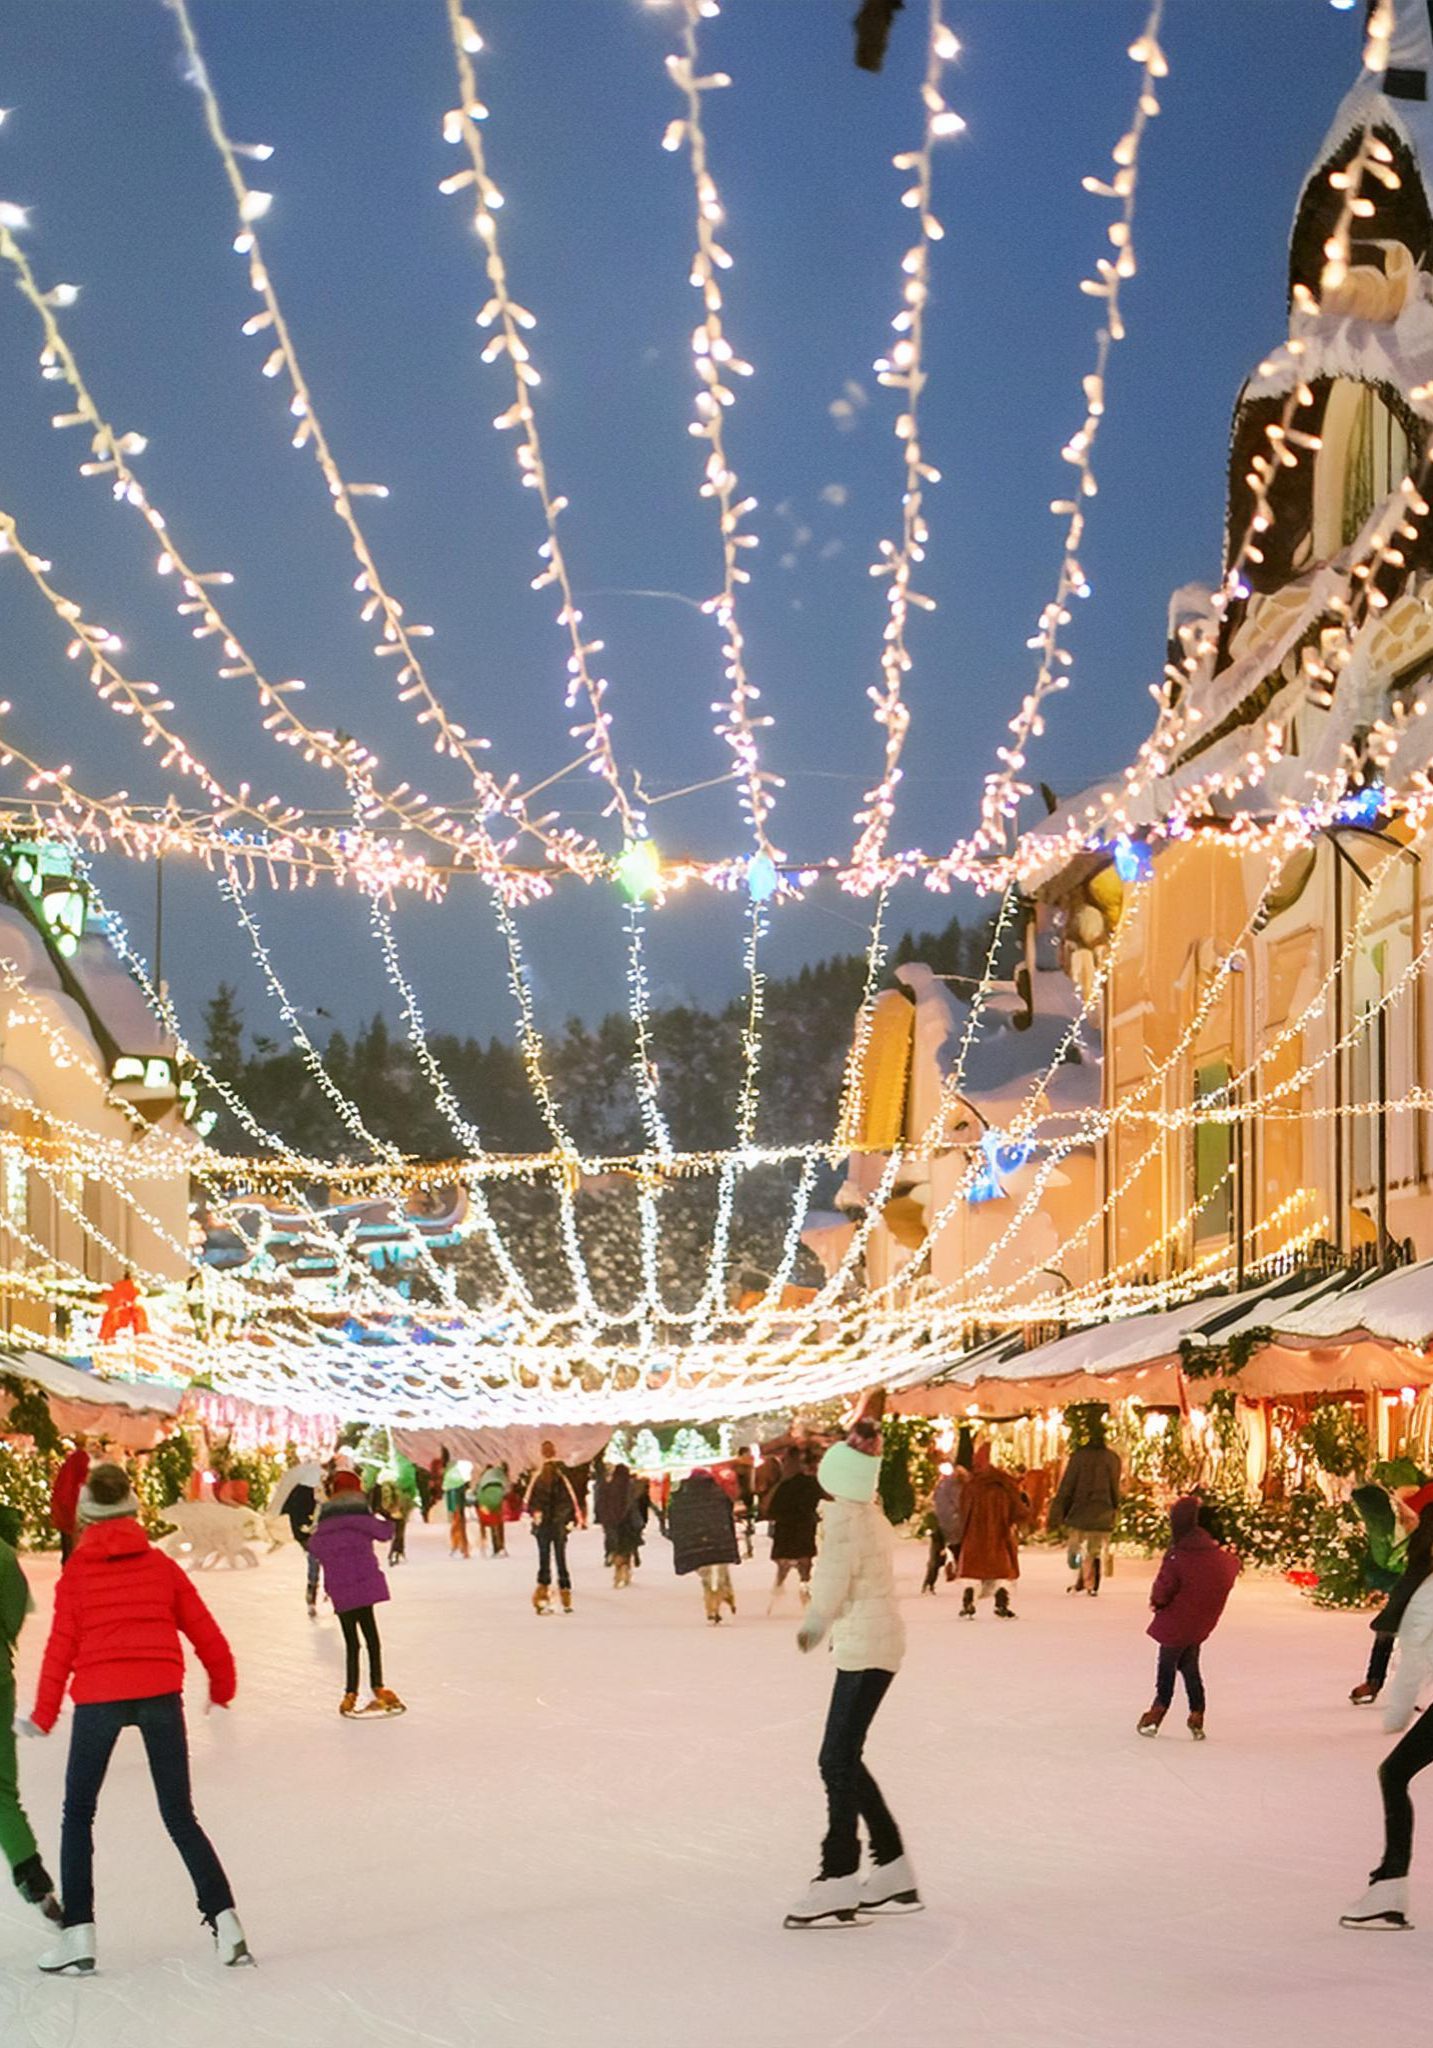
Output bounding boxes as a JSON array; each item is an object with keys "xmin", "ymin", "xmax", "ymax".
[
  {"xmin": 535, "ymin": 1525, "xmax": 571, "ymax": 1590},
  {"xmin": 61, "ymin": 1693, "xmax": 233, "ymax": 1929},
  {"xmin": 922, "ymin": 1533, "xmax": 949, "ymax": 1592},
  {"xmin": 339, "ymin": 1606, "xmax": 383, "ymax": 1694},
  {"xmin": 818, "ymin": 1668, "xmax": 903, "ymax": 1880},
  {"xmin": 1376, "ymin": 1709, "xmax": 1433, "ymax": 1879},
  {"xmin": 1154, "ymin": 1642, "xmax": 1206, "ymax": 1713},
  {"xmin": 1365, "ymin": 1632, "xmax": 1395, "ymax": 1693}
]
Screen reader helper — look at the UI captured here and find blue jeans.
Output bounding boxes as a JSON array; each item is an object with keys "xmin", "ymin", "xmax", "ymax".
[
  {"xmin": 1154, "ymin": 1642, "xmax": 1206, "ymax": 1713},
  {"xmin": 61, "ymin": 1693, "xmax": 233, "ymax": 1929},
  {"xmin": 818, "ymin": 1668, "xmax": 903, "ymax": 1879},
  {"xmin": 535, "ymin": 1524, "xmax": 570, "ymax": 1590}
]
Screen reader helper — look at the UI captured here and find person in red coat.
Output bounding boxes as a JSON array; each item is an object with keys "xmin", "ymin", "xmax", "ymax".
[
  {"xmin": 48, "ymin": 1436, "xmax": 91, "ymax": 1565},
  {"xmin": 1137, "ymin": 1495, "xmax": 1240, "ymax": 1741},
  {"xmin": 21, "ymin": 1462, "xmax": 252, "ymax": 1975}
]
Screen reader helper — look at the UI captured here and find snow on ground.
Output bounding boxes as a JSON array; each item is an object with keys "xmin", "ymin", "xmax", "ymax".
[{"xmin": 0, "ymin": 1520, "xmax": 1425, "ymax": 2048}]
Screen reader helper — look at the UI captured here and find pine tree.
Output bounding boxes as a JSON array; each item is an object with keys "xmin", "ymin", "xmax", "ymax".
[{"xmin": 202, "ymin": 983, "xmax": 245, "ymax": 1082}]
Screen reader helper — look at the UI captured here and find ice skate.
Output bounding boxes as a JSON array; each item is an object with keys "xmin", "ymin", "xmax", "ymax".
[
  {"xmin": 1136, "ymin": 1704, "xmax": 1166, "ymax": 1737},
  {"xmin": 559, "ymin": 1586, "xmax": 573, "ymax": 1613},
  {"xmin": 994, "ymin": 1587, "xmax": 1016, "ymax": 1620},
  {"xmin": 1349, "ymin": 1682, "xmax": 1380, "ymax": 1705},
  {"xmin": 1340, "ymin": 1876, "xmax": 1412, "ymax": 1930},
  {"xmin": 212, "ymin": 1908, "xmax": 255, "ymax": 1966},
  {"xmin": 338, "ymin": 1690, "xmax": 359, "ymax": 1717},
  {"xmin": 723, "ymin": 1583, "xmax": 736, "ymax": 1615},
  {"xmin": 38, "ymin": 1922, "xmax": 96, "ymax": 1975},
  {"xmin": 783, "ymin": 1873, "xmax": 869, "ymax": 1930},
  {"xmin": 1187, "ymin": 1711, "xmax": 1206, "ymax": 1741},
  {"xmin": 959, "ymin": 1587, "xmax": 975, "ymax": 1619},
  {"xmin": 13, "ymin": 1854, "xmax": 62, "ymax": 1925},
  {"xmin": 532, "ymin": 1584, "xmax": 552, "ymax": 1615},
  {"xmin": 371, "ymin": 1687, "xmax": 407, "ymax": 1715},
  {"xmin": 860, "ymin": 1853, "xmax": 923, "ymax": 1915},
  {"xmin": 1089, "ymin": 1558, "xmax": 1103, "ymax": 1596}
]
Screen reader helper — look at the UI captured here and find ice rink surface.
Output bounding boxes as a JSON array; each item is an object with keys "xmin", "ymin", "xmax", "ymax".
[{"xmin": 0, "ymin": 1518, "xmax": 1426, "ymax": 2048}]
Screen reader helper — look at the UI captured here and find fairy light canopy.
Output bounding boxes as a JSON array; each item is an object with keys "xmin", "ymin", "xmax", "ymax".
[{"xmin": 0, "ymin": 1, "xmax": 1411, "ymax": 1427}]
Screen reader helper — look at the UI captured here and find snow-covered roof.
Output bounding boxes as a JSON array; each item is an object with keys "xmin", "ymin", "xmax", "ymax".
[
  {"xmin": 895, "ymin": 962, "xmax": 1100, "ymax": 1134},
  {"xmin": 1268, "ymin": 1255, "xmax": 1433, "ymax": 1348},
  {"xmin": 1298, "ymin": 1, "xmax": 1433, "ymax": 237}
]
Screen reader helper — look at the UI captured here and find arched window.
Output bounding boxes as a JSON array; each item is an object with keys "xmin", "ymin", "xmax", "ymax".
[{"xmin": 1312, "ymin": 380, "xmax": 1411, "ymax": 559}]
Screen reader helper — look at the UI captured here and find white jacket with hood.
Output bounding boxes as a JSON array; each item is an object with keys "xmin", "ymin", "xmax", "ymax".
[
  {"xmin": 1383, "ymin": 1575, "xmax": 1433, "ymax": 1734},
  {"xmin": 801, "ymin": 1442, "xmax": 906, "ymax": 1674}
]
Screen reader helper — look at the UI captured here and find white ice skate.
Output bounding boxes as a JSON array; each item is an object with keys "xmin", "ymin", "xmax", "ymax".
[
  {"xmin": 860, "ymin": 1853, "xmax": 923, "ymax": 1915},
  {"xmin": 212, "ymin": 1908, "xmax": 256, "ymax": 1966},
  {"xmin": 783, "ymin": 1873, "xmax": 869, "ymax": 1930},
  {"xmin": 38, "ymin": 1922, "xmax": 96, "ymax": 1975},
  {"xmin": 1340, "ymin": 1877, "xmax": 1412, "ymax": 1931}
]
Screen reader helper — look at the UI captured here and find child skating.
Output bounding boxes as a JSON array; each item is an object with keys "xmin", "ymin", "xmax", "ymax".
[
  {"xmin": 307, "ymin": 1471, "xmax": 405, "ymax": 1718},
  {"xmin": 1137, "ymin": 1495, "xmax": 1239, "ymax": 1741}
]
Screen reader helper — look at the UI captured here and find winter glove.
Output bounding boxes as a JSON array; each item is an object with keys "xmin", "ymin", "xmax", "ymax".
[
  {"xmin": 13, "ymin": 1717, "xmax": 45, "ymax": 1739},
  {"xmin": 796, "ymin": 1617, "xmax": 823, "ymax": 1654}
]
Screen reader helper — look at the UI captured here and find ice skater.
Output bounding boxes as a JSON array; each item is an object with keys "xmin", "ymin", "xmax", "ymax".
[
  {"xmin": 955, "ymin": 1443, "xmax": 1031, "ymax": 1618},
  {"xmin": 667, "ymin": 1466, "xmax": 740, "ymax": 1622},
  {"xmin": 920, "ymin": 1443, "xmax": 968, "ymax": 1594},
  {"xmin": 0, "ymin": 1506, "xmax": 59, "ymax": 1924},
  {"xmin": 768, "ymin": 1447, "xmax": 825, "ymax": 1610},
  {"xmin": 443, "ymin": 1456, "xmax": 472, "ymax": 1559},
  {"xmin": 1136, "ymin": 1495, "xmax": 1239, "ymax": 1741},
  {"xmin": 596, "ymin": 1462, "xmax": 642, "ymax": 1588},
  {"xmin": 1342, "ymin": 1506, "xmax": 1433, "ymax": 1930},
  {"xmin": 476, "ymin": 1462, "xmax": 509, "ymax": 1557},
  {"xmin": 48, "ymin": 1433, "xmax": 91, "ymax": 1565},
  {"xmin": 23, "ymin": 1462, "xmax": 251, "ymax": 1974},
  {"xmin": 785, "ymin": 1418, "xmax": 919, "ymax": 1929},
  {"xmin": 1048, "ymin": 1414, "xmax": 1121, "ymax": 1596},
  {"xmin": 307, "ymin": 1470, "xmax": 405, "ymax": 1718},
  {"xmin": 525, "ymin": 1443, "xmax": 583, "ymax": 1612}
]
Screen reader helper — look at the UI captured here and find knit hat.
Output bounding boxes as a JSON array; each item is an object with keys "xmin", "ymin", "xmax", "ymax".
[
  {"xmin": 818, "ymin": 1422, "xmax": 883, "ymax": 1506},
  {"xmin": 76, "ymin": 1461, "xmax": 141, "ymax": 1526},
  {"xmin": 329, "ymin": 1470, "xmax": 364, "ymax": 1496}
]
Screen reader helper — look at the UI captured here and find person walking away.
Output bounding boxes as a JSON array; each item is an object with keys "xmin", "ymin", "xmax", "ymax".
[
  {"xmin": 667, "ymin": 1468, "xmax": 741, "ymax": 1622},
  {"xmin": 956, "ymin": 1444, "xmax": 1032, "ymax": 1618},
  {"xmin": 272, "ymin": 1462, "xmax": 323, "ymax": 1614},
  {"xmin": 1342, "ymin": 1506, "xmax": 1433, "ymax": 1929},
  {"xmin": 769, "ymin": 1450, "xmax": 825, "ymax": 1611},
  {"xmin": 785, "ymin": 1418, "xmax": 919, "ymax": 1929},
  {"xmin": 476, "ymin": 1463, "xmax": 509, "ymax": 1558},
  {"xmin": 49, "ymin": 1435, "xmax": 90, "ymax": 1565},
  {"xmin": 307, "ymin": 1471, "xmax": 404, "ymax": 1718},
  {"xmin": 1136, "ymin": 1495, "xmax": 1239, "ymax": 1740},
  {"xmin": 0, "ymin": 1506, "xmax": 59, "ymax": 1923},
  {"xmin": 1049, "ymin": 1418, "xmax": 1122, "ymax": 1596},
  {"xmin": 596, "ymin": 1463, "xmax": 642, "ymax": 1588},
  {"xmin": 443, "ymin": 1457, "xmax": 471, "ymax": 1560},
  {"xmin": 368, "ymin": 1471, "xmax": 410, "ymax": 1567},
  {"xmin": 1349, "ymin": 1479, "xmax": 1421, "ymax": 1704},
  {"xmin": 921, "ymin": 1461, "xmax": 967, "ymax": 1595},
  {"xmin": 23, "ymin": 1462, "xmax": 250, "ymax": 1974},
  {"xmin": 525, "ymin": 1443, "xmax": 583, "ymax": 1613}
]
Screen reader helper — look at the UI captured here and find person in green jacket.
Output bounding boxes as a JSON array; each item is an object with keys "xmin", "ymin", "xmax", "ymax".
[{"xmin": 0, "ymin": 1505, "xmax": 60, "ymax": 1921}]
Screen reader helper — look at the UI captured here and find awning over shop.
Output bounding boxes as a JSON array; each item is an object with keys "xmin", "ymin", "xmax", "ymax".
[
  {"xmin": 0, "ymin": 1346, "xmax": 183, "ymax": 1450},
  {"xmin": 1266, "ymin": 1257, "xmax": 1433, "ymax": 1350}
]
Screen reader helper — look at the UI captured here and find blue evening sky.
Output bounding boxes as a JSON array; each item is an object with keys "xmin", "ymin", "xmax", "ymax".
[{"xmin": 0, "ymin": 2, "xmax": 1358, "ymax": 1046}]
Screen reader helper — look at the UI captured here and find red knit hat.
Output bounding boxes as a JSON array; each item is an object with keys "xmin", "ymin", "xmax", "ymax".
[{"xmin": 329, "ymin": 1470, "xmax": 364, "ymax": 1495}]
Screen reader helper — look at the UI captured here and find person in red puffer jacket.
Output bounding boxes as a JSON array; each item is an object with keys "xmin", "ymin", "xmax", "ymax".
[
  {"xmin": 1136, "ymin": 1495, "xmax": 1240, "ymax": 1742},
  {"xmin": 22, "ymin": 1462, "xmax": 253, "ymax": 1976}
]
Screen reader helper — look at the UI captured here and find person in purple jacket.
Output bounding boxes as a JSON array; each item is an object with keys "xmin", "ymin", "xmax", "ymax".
[
  {"xmin": 306, "ymin": 1472, "xmax": 405, "ymax": 1719},
  {"xmin": 1136, "ymin": 1495, "xmax": 1239, "ymax": 1741}
]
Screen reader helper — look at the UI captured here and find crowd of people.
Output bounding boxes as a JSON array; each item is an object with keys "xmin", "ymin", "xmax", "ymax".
[{"xmin": 9, "ymin": 1410, "xmax": 1433, "ymax": 1958}]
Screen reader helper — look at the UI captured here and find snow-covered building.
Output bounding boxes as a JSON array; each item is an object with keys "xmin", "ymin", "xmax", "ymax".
[{"xmin": 0, "ymin": 838, "xmax": 199, "ymax": 1343}]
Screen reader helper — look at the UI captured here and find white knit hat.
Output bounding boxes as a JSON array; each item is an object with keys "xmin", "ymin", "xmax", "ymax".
[{"xmin": 818, "ymin": 1441, "xmax": 880, "ymax": 1505}]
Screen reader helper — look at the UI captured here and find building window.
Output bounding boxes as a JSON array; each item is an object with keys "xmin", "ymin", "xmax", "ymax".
[
  {"xmin": 1313, "ymin": 381, "xmax": 1411, "ymax": 559},
  {"xmin": 1193, "ymin": 1060, "xmax": 1234, "ymax": 1243}
]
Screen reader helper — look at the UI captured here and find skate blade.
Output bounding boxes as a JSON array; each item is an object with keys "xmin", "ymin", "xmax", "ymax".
[
  {"xmin": 783, "ymin": 1910, "xmax": 870, "ymax": 1930},
  {"xmin": 223, "ymin": 1946, "xmax": 257, "ymax": 1967},
  {"xmin": 1339, "ymin": 1912, "xmax": 1412, "ymax": 1930},
  {"xmin": 39, "ymin": 1958, "xmax": 95, "ymax": 1975},
  {"xmin": 863, "ymin": 1892, "xmax": 924, "ymax": 1915}
]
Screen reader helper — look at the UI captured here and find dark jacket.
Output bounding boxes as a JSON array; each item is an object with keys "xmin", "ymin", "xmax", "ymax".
[
  {"xmin": 525, "ymin": 1463, "xmax": 580, "ymax": 1533},
  {"xmin": 1147, "ymin": 1497, "xmax": 1240, "ymax": 1647},
  {"xmin": 1050, "ymin": 1443, "xmax": 1122, "ymax": 1534},
  {"xmin": 667, "ymin": 1474, "xmax": 740, "ymax": 1576},
  {"xmin": 769, "ymin": 1472, "xmax": 824, "ymax": 1562},
  {"xmin": 282, "ymin": 1482, "xmax": 318, "ymax": 1546}
]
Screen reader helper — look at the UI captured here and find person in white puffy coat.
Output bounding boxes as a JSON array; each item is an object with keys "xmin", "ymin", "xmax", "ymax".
[
  {"xmin": 784, "ymin": 1420, "xmax": 920, "ymax": 1930},
  {"xmin": 1342, "ymin": 1507, "xmax": 1433, "ymax": 1931}
]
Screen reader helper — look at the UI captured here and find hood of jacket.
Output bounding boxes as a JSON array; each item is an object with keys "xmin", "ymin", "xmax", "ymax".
[
  {"xmin": 76, "ymin": 1516, "xmax": 151, "ymax": 1561},
  {"xmin": 317, "ymin": 1493, "xmax": 374, "ymax": 1522},
  {"xmin": 818, "ymin": 1442, "xmax": 880, "ymax": 1505},
  {"xmin": 1169, "ymin": 1496, "xmax": 1202, "ymax": 1544}
]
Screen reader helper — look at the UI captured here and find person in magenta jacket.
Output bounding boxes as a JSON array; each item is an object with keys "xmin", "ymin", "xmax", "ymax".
[
  {"xmin": 1137, "ymin": 1495, "xmax": 1240, "ymax": 1741},
  {"xmin": 306, "ymin": 1472, "xmax": 404, "ymax": 1718}
]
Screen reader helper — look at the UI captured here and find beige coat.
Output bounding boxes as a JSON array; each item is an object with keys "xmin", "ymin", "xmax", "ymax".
[{"xmin": 805, "ymin": 1496, "xmax": 906, "ymax": 1674}]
